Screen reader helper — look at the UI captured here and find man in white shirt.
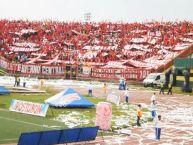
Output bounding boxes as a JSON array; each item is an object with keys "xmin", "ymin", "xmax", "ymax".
[
  {"xmin": 124, "ymin": 88, "xmax": 129, "ymax": 103},
  {"xmin": 151, "ymin": 93, "xmax": 156, "ymax": 102},
  {"xmin": 151, "ymin": 100, "xmax": 156, "ymax": 119},
  {"xmin": 155, "ymin": 115, "xmax": 162, "ymax": 140},
  {"xmin": 23, "ymin": 77, "xmax": 26, "ymax": 87}
]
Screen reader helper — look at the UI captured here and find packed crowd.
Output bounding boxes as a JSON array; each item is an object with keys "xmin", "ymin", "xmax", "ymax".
[{"xmin": 0, "ymin": 20, "xmax": 193, "ymax": 66}]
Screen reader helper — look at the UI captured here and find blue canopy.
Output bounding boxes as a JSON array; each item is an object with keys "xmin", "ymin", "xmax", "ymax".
[
  {"xmin": 45, "ymin": 88, "xmax": 94, "ymax": 108},
  {"xmin": 0, "ymin": 86, "xmax": 10, "ymax": 94}
]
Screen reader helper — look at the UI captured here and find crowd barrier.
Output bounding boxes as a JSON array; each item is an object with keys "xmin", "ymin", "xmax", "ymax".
[
  {"xmin": 0, "ymin": 56, "xmax": 152, "ymax": 80},
  {"xmin": 18, "ymin": 126, "xmax": 99, "ymax": 145}
]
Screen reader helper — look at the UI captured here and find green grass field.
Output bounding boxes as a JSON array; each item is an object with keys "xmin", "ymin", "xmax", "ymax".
[
  {"xmin": 0, "ymin": 109, "xmax": 68, "ymax": 144},
  {"xmin": 0, "ymin": 68, "xmax": 6, "ymax": 76},
  {"xmin": 0, "ymin": 86, "xmax": 151, "ymax": 144},
  {"xmin": 0, "ymin": 80, "xmax": 192, "ymax": 144},
  {"xmin": 0, "ymin": 94, "xmax": 103, "ymax": 143},
  {"xmin": 0, "ymin": 87, "xmax": 99, "ymax": 144}
]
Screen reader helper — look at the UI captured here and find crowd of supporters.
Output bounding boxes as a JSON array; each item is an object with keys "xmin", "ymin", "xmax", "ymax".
[{"xmin": 0, "ymin": 19, "xmax": 193, "ymax": 65}]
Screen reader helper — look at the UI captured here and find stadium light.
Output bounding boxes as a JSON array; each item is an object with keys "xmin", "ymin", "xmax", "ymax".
[{"xmin": 84, "ymin": 13, "xmax": 91, "ymax": 23}]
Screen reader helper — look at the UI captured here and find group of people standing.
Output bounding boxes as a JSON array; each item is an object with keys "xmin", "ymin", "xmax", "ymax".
[
  {"xmin": 150, "ymin": 93, "xmax": 162, "ymax": 141},
  {"xmin": 136, "ymin": 93, "xmax": 162, "ymax": 141},
  {"xmin": 14, "ymin": 75, "xmax": 26, "ymax": 87},
  {"xmin": 88, "ymin": 81, "xmax": 163, "ymax": 141},
  {"xmin": 159, "ymin": 82, "xmax": 173, "ymax": 95},
  {"xmin": 87, "ymin": 82, "xmax": 107, "ymax": 97}
]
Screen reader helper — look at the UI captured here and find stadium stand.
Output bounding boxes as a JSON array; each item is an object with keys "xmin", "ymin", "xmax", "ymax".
[{"xmin": 0, "ymin": 20, "xmax": 193, "ymax": 80}]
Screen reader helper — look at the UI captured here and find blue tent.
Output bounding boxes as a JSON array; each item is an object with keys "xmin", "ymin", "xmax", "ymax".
[
  {"xmin": 45, "ymin": 88, "xmax": 94, "ymax": 108},
  {"xmin": 0, "ymin": 86, "xmax": 10, "ymax": 94}
]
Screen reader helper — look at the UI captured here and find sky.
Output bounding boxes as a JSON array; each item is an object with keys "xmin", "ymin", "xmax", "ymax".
[{"xmin": 0, "ymin": 0, "xmax": 193, "ymax": 22}]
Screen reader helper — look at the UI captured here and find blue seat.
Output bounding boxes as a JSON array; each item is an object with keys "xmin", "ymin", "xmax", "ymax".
[
  {"xmin": 18, "ymin": 132, "xmax": 41, "ymax": 145},
  {"xmin": 78, "ymin": 126, "xmax": 99, "ymax": 142},
  {"xmin": 38, "ymin": 130, "xmax": 61, "ymax": 145},
  {"xmin": 59, "ymin": 128, "xmax": 80, "ymax": 143},
  {"xmin": 18, "ymin": 126, "xmax": 99, "ymax": 145}
]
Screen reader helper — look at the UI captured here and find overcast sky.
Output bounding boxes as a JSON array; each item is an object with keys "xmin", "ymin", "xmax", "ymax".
[{"xmin": 0, "ymin": 0, "xmax": 193, "ymax": 22}]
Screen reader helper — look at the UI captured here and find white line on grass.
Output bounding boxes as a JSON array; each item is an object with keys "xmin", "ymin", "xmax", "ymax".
[
  {"xmin": 0, "ymin": 109, "xmax": 61, "ymax": 143},
  {"xmin": 0, "ymin": 108, "xmax": 62, "ymax": 129},
  {"xmin": 0, "ymin": 116, "xmax": 59, "ymax": 129},
  {"xmin": 0, "ymin": 138, "xmax": 18, "ymax": 141}
]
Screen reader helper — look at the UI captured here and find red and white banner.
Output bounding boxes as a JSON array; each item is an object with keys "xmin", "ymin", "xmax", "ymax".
[
  {"xmin": 0, "ymin": 57, "xmax": 65, "ymax": 76},
  {"xmin": 91, "ymin": 68, "xmax": 151, "ymax": 80},
  {"xmin": 1, "ymin": 56, "xmax": 151, "ymax": 80},
  {"xmin": 9, "ymin": 99, "xmax": 49, "ymax": 117}
]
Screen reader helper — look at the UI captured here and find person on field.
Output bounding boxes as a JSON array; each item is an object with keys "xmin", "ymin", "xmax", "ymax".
[
  {"xmin": 88, "ymin": 83, "xmax": 93, "ymax": 96},
  {"xmin": 136, "ymin": 104, "xmax": 142, "ymax": 126},
  {"xmin": 103, "ymin": 83, "xmax": 107, "ymax": 98},
  {"xmin": 155, "ymin": 115, "xmax": 162, "ymax": 140},
  {"xmin": 17, "ymin": 77, "xmax": 20, "ymax": 87},
  {"xmin": 159, "ymin": 82, "xmax": 164, "ymax": 95},
  {"xmin": 151, "ymin": 100, "xmax": 156, "ymax": 119},
  {"xmin": 14, "ymin": 75, "xmax": 17, "ymax": 87},
  {"xmin": 167, "ymin": 82, "xmax": 172, "ymax": 95},
  {"xmin": 151, "ymin": 93, "xmax": 156, "ymax": 102},
  {"xmin": 124, "ymin": 88, "xmax": 129, "ymax": 103},
  {"xmin": 23, "ymin": 77, "xmax": 26, "ymax": 87}
]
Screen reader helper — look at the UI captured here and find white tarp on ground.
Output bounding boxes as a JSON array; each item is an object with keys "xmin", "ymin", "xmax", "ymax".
[{"xmin": 45, "ymin": 88, "xmax": 94, "ymax": 108}]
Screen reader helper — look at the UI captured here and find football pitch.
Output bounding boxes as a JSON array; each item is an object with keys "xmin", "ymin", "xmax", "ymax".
[
  {"xmin": 0, "ymin": 109, "xmax": 67, "ymax": 144},
  {"xmin": 0, "ymin": 88, "xmax": 103, "ymax": 144}
]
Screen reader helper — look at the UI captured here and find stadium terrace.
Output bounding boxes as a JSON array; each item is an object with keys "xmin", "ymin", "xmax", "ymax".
[{"xmin": 0, "ymin": 20, "xmax": 193, "ymax": 80}]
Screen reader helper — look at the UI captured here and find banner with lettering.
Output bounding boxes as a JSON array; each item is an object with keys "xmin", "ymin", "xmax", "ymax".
[
  {"xmin": 0, "ymin": 56, "xmax": 65, "ymax": 76},
  {"xmin": 91, "ymin": 68, "xmax": 151, "ymax": 80},
  {"xmin": 9, "ymin": 99, "xmax": 49, "ymax": 117}
]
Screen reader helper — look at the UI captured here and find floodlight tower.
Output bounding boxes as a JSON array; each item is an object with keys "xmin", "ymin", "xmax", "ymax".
[{"xmin": 84, "ymin": 12, "xmax": 91, "ymax": 23}]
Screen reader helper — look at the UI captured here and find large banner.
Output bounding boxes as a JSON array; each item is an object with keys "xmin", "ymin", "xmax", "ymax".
[
  {"xmin": 0, "ymin": 57, "xmax": 65, "ymax": 76},
  {"xmin": 9, "ymin": 99, "xmax": 49, "ymax": 117},
  {"xmin": 1, "ymin": 56, "xmax": 151, "ymax": 80},
  {"xmin": 91, "ymin": 68, "xmax": 151, "ymax": 80}
]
